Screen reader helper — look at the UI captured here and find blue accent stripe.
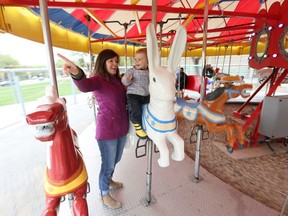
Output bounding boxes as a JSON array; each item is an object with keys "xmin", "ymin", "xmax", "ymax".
[
  {"xmin": 176, "ymin": 97, "xmax": 199, "ymax": 108},
  {"xmin": 145, "ymin": 125, "xmax": 176, "ymax": 133},
  {"xmin": 146, "ymin": 106, "xmax": 176, "ymax": 124},
  {"xmin": 143, "ymin": 105, "xmax": 176, "ymax": 133},
  {"xmin": 198, "ymin": 104, "xmax": 225, "ymax": 123},
  {"xmin": 225, "ymin": 89, "xmax": 241, "ymax": 98}
]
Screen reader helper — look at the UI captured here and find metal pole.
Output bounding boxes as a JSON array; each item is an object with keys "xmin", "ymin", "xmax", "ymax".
[
  {"xmin": 10, "ymin": 70, "xmax": 26, "ymax": 116},
  {"xmin": 199, "ymin": 0, "xmax": 208, "ymax": 102},
  {"xmin": 222, "ymin": 46, "xmax": 228, "ymax": 74},
  {"xmin": 140, "ymin": 139, "xmax": 156, "ymax": 206},
  {"xmin": 70, "ymin": 78, "xmax": 77, "ymax": 104},
  {"xmin": 140, "ymin": 1, "xmax": 157, "ymax": 206},
  {"xmin": 238, "ymin": 49, "xmax": 243, "ymax": 75},
  {"xmin": 85, "ymin": 15, "xmax": 93, "ymax": 74},
  {"xmin": 151, "ymin": 0, "xmax": 158, "ymax": 63},
  {"xmin": 124, "ymin": 23, "xmax": 128, "ymax": 72},
  {"xmin": 151, "ymin": 0, "xmax": 157, "ymax": 28},
  {"xmin": 14, "ymin": 76, "xmax": 26, "ymax": 116},
  {"xmin": 191, "ymin": 0, "xmax": 209, "ymax": 183},
  {"xmin": 227, "ymin": 42, "xmax": 233, "ymax": 74},
  {"xmin": 280, "ymin": 195, "xmax": 288, "ymax": 216},
  {"xmin": 215, "ymin": 46, "xmax": 220, "ymax": 69},
  {"xmin": 39, "ymin": 0, "xmax": 58, "ymax": 96},
  {"xmin": 146, "ymin": 139, "xmax": 152, "ymax": 202},
  {"xmin": 184, "ymin": 46, "xmax": 187, "ymax": 71},
  {"xmin": 159, "ymin": 22, "xmax": 163, "ymax": 64},
  {"xmin": 190, "ymin": 125, "xmax": 203, "ymax": 182}
]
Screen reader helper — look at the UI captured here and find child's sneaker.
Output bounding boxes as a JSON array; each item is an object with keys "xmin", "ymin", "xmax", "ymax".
[{"xmin": 133, "ymin": 124, "xmax": 148, "ymax": 139}]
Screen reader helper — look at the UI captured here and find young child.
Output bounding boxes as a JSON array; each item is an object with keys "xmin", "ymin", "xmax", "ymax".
[{"xmin": 122, "ymin": 48, "xmax": 150, "ymax": 139}]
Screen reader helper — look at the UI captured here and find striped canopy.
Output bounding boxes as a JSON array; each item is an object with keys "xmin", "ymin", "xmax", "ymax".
[{"xmin": 0, "ymin": 0, "xmax": 282, "ymax": 57}]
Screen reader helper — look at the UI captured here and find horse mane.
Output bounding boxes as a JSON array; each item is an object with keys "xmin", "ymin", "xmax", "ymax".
[{"xmin": 204, "ymin": 87, "xmax": 226, "ymax": 101}]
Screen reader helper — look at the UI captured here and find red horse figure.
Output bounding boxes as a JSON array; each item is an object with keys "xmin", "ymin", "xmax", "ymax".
[
  {"xmin": 26, "ymin": 86, "xmax": 88, "ymax": 216},
  {"xmin": 175, "ymin": 83, "xmax": 253, "ymax": 153}
]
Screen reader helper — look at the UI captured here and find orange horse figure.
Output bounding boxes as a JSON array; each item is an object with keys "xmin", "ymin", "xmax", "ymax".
[
  {"xmin": 26, "ymin": 86, "xmax": 88, "ymax": 216},
  {"xmin": 175, "ymin": 83, "xmax": 253, "ymax": 153}
]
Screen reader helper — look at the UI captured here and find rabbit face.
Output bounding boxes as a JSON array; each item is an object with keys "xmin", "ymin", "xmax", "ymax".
[{"xmin": 149, "ymin": 66, "xmax": 176, "ymax": 101}]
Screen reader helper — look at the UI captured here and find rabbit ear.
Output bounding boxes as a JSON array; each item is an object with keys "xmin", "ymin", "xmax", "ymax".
[
  {"xmin": 167, "ymin": 26, "xmax": 187, "ymax": 73},
  {"xmin": 146, "ymin": 23, "xmax": 160, "ymax": 69}
]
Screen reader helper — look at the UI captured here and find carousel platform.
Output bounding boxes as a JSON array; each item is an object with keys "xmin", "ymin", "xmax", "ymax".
[
  {"xmin": 58, "ymin": 122, "xmax": 279, "ymax": 216},
  {"xmin": 1, "ymin": 91, "xmax": 286, "ymax": 216}
]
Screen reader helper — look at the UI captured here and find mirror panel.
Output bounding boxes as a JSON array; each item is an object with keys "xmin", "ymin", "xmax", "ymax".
[
  {"xmin": 279, "ymin": 26, "xmax": 288, "ymax": 61},
  {"xmin": 254, "ymin": 24, "xmax": 270, "ymax": 63}
]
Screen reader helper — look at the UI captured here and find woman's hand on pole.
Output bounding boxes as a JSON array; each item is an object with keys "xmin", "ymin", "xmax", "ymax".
[{"xmin": 57, "ymin": 53, "xmax": 80, "ymax": 76}]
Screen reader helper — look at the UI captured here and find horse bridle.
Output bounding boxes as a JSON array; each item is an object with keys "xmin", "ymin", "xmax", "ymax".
[{"xmin": 225, "ymin": 89, "xmax": 242, "ymax": 98}]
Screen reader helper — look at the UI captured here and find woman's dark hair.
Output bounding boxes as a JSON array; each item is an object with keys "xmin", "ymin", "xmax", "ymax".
[{"xmin": 92, "ymin": 49, "xmax": 121, "ymax": 80}]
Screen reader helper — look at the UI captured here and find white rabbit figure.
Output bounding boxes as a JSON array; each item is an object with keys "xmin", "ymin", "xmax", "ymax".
[{"xmin": 142, "ymin": 23, "xmax": 187, "ymax": 167}]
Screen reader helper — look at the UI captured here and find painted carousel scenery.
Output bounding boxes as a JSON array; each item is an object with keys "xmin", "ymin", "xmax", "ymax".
[{"xmin": 0, "ymin": 1, "xmax": 288, "ymax": 216}]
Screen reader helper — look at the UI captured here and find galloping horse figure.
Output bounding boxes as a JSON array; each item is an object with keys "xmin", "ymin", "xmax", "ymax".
[
  {"xmin": 141, "ymin": 23, "xmax": 187, "ymax": 167},
  {"xmin": 26, "ymin": 86, "xmax": 88, "ymax": 216},
  {"xmin": 175, "ymin": 83, "xmax": 253, "ymax": 153}
]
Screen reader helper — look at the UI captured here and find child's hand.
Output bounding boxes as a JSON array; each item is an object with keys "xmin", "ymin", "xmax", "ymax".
[{"xmin": 125, "ymin": 74, "xmax": 133, "ymax": 81}]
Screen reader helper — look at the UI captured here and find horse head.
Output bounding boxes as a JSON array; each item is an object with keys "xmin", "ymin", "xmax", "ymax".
[
  {"xmin": 143, "ymin": 23, "xmax": 187, "ymax": 167},
  {"xmin": 26, "ymin": 86, "xmax": 68, "ymax": 142},
  {"xmin": 224, "ymin": 83, "xmax": 253, "ymax": 99}
]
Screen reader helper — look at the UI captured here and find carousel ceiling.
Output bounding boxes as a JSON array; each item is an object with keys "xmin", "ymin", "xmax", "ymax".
[{"xmin": 0, "ymin": 0, "xmax": 283, "ymax": 57}]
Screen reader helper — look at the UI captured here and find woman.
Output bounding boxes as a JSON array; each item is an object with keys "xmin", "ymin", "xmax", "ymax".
[{"xmin": 58, "ymin": 49, "xmax": 129, "ymax": 209}]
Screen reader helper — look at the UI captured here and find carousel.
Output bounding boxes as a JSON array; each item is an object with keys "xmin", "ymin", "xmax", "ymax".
[{"xmin": 0, "ymin": 0, "xmax": 287, "ymax": 215}]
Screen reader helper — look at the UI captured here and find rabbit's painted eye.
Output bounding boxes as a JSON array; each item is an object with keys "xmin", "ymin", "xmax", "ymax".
[{"xmin": 153, "ymin": 77, "xmax": 156, "ymax": 82}]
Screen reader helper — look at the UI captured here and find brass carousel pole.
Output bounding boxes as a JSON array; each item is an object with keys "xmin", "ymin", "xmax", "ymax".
[
  {"xmin": 39, "ymin": 0, "xmax": 58, "ymax": 96},
  {"xmin": 140, "ymin": 0, "xmax": 157, "ymax": 207},
  {"xmin": 191, "ymin": 0, "xmax": 209, "ymax": 183}
]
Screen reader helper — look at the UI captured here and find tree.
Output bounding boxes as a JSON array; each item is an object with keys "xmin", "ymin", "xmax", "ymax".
[{"xmin": 0, "ymin": 55, "xmax": 20, "ymax": 68}]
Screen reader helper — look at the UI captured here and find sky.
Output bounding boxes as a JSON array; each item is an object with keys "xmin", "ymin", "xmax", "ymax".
[{"xmin": 0, "ymin": 33, "xmax": 73, "ymax": 66}]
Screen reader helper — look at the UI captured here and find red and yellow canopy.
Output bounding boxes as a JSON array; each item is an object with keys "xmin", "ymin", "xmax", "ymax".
[{"xmin": 0, "ymin": 0, "xmax": 282, "ymax": 57}]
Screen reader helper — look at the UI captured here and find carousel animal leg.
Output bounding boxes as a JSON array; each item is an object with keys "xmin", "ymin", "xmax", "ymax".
[
  {"xmin": 205, "ymin": 123, "xmax": 236, "ymax": 153},
  {"xmin": 167, "ymin": 132, "xmax": 184, "ymax": 161},
  {"xmin": 222, "ymin": 124, "xmax": 237, "ymax": 153},
  {"xmin": 72, "ymin": 183, "xmax": 88, "ymax": 216},
  {"xmin": 155, "ymin": 138, "xmax": 170, "ymax": 167},
  {"xmin": 233, "ymin": 123, "xmax": 245, "ymax": 149},
  {"xmin": 42, "ymin": 195, "xmax": 61, "ymax": 216}
]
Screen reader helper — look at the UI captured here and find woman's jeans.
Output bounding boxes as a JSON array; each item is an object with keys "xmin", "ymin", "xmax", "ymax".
[{"xmin": 97, "ymin": 135, "xmax": 126, "ymax": 196}]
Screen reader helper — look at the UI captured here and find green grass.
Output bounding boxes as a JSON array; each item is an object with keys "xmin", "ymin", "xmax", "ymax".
[{"xmin": 0, "ymin": 79, "xmax": 80, "ymax": 106}]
